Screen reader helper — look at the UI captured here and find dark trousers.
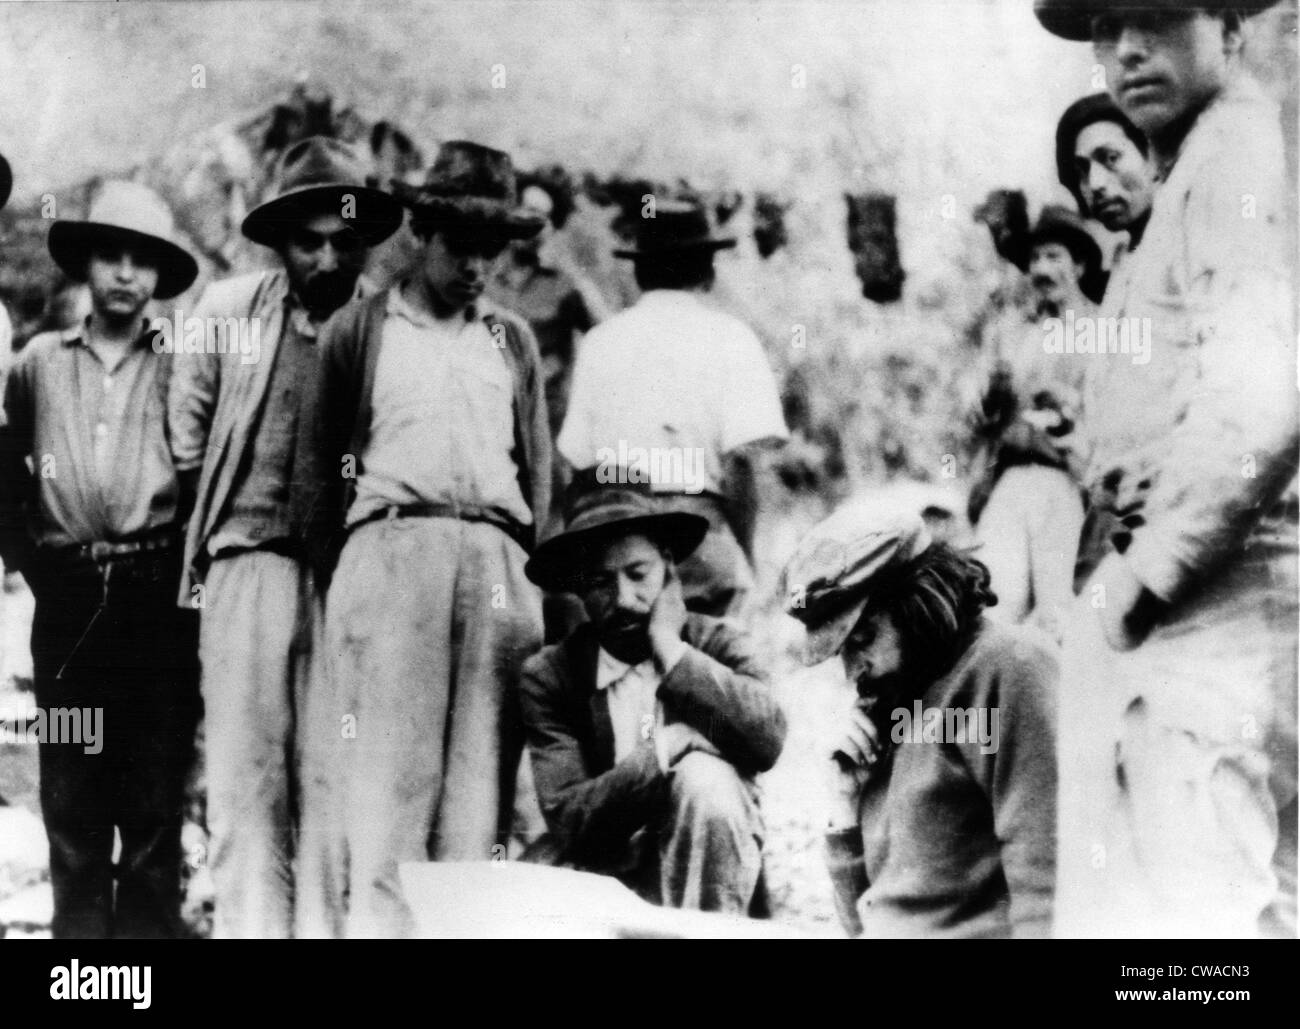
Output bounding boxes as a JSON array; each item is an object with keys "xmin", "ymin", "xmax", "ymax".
[{"xmin": 29, "ymin": 544, "xmax": 199, "ymax": 939}]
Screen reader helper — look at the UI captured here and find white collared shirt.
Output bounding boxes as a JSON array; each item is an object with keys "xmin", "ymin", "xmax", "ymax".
[{"xmin": 596, "ymin": 647, "xmax": 664, "ymax": 763}]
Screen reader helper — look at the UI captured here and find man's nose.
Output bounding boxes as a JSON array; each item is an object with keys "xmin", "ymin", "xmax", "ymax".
[
  {"xmin": 1115, "ymin": 23, "xmax": 1150, "ymax": 66},
  {"xmin": 615, "ymin": 575, "xmax": 641, "ymax": 611},
  {"xmin": 1088, "ymin": 162, "xmax": 1113, "ymax": 196},
  {"xmin": 315, "ymin": 243, "xmax": 340, "ymax": 273},
  {"xmin": 113, "ymin": 255, "xmax": 137, "ymax": 280},
  {"xmin": 462, "ymin": 253, "xmax": 490, "ymax": 278}
]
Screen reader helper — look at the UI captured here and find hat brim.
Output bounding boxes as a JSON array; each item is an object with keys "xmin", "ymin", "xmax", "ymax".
[
  {"xmin": 0, "ymin": 153, "xmax": 11, "ymax": 211},
  {"xmin": 390, "ymin": 181, "xmax": 546, "ymax": 240},
  {"xmin": 1036, "ymin": 0, "xmax": 1280, "ymax": 41},
  {"xmin": 800, "ymin": 593, "xmax": 870, "ymax": 667},
  {"xmin": 242, "ymin": 184, "xmax": 406, "ymax": 248},
  {"xmin": 612, "ymin": 238, "xmax": 737, "ymax": 260},
  {"xmin": 48, "ymin": 221, "xmax": 199, "ymax": 300},
  {"xmin": 525, "ymin": 511, "xmax": 709, "ymax": 593},
  {"xmin": 1029, "ymin": 222, "xmax": 1102, "ymax": 273}
]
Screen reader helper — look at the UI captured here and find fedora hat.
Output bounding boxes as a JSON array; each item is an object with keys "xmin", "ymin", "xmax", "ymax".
[
  {"xmin": 780, "ymin": 502, "xmax": 932, "ymax": 667},
  {"xmin": 0, "ymin": 151, "xmax": 11, "ymax": 211},
  {"xmin": 1028, "ymin": 204, "xmax": 1103, "ymax": 274},
  {"xmin": 390, "ymin": 140, "xmax": 546, "ymax": 239},
  {"xmin": 242, "ymin": 135, "xmax": 404, "ymax": 248},
  {"xmin": 1035, "ymin": 0, "xmax": 1280, "ymax": 41},
  {"xmin": 48, "ymin": 181, "xmax": 199, "ymax": 300},
  {"xmin": 525, "ymin": 474, "xmax": 709, "ymax": 593},
  {"xmin": 613, "ymin": 198, "xmax": 736, "ymax": 259}
]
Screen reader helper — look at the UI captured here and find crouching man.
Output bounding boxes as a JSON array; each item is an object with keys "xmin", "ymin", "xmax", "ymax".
[
  {"xmin": 519, "ymin": 477, "xmax": 787, "ymax": 914},
  {"xmin": 781, "ymin": 504, "xmax": 1058, "ymax": 938}
]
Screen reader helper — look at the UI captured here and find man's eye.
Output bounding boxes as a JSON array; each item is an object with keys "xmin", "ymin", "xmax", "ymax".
[{"xmin": 1090, "ymin": 14, "xmax": 1121, "ymax": 41}]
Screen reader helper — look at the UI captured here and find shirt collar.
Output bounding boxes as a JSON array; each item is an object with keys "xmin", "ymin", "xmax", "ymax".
[
  {"xmin": 62, "ymin": 315, "xmax": 155, "ymax": 351},
  {"xmin": 387, "ymin": 282, "xmax": 482, "ymax": 329},
  {"xmin": 595, "ymin": 647, "xmax": 656, "ymax": 691}
]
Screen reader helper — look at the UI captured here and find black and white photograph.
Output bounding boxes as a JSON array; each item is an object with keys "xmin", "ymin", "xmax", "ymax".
[{"xmin": 0, "ymin": 0, "xmax": 1295, "ymax": 963}]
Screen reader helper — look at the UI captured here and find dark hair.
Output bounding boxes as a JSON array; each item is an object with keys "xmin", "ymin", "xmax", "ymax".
[
  {"xmin": 1055, "ymin": 93, "xmax": 1149, "ymax": 217},
  {"xmin": 867, "ymin": 542, "xmax": 997, "ymax": 682},
  {"xmin": 632, "ymin": 250, "xmax": 716, "ymax": 292}
]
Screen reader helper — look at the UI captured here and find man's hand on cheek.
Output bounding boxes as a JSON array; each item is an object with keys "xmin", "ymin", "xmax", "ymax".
[{"xmin": 648, "ymin": 563, "xmax": 689, "ymax": 673}]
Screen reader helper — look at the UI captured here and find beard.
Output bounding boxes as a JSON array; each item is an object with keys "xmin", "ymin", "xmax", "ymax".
[
  {"xmin": 597, "ymin": 612, "xmax": 652, "ymax": 664},
  {"xmin": 293, "ymin": 269, "xmax": 359, "ymax": 317}
]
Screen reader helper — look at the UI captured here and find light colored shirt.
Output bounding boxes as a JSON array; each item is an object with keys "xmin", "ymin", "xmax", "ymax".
[
  {"xmin": 0, "ymin": 319, "xmax": 179, "ymax": 547},
  {"xmin": 1077, "ymin": 76, "xmax": 1297, "ymax": 603},
  {"xmin": 558, "ymin": 290, "xmax": 788, "ymax": 494},
  {"xmin": 596, "ymin": 647, "xmax": 663, "ymax": 763},
  {"xmin": 348, "ymin": 287, "xmax": 531, "ymax": 528}
]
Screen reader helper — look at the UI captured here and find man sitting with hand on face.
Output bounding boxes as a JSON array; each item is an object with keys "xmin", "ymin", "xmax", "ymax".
[{"xmin": 518, "ymin": 476, "xmax": 787, "ymax": 915}]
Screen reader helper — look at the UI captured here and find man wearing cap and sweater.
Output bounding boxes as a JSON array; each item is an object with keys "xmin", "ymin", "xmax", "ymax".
[
  {"xmin": 558, "ymin": 199, "xmax": 788, "ymax": 621},
  {"xmin": 967, "ymin": 206, "xmax": 1099, "ymax": 641},
  {"xmin": 781, "ymin": 503, "xmax": 1058, "ymax": 938},
  {"xmin": 1035, "ymin": 0, "xmax": 1297, "ymax": 938},
  {"xmin": 167, "ymin": 135, "xmax": 404, "ymax": 938},
  {"xmin": 299, "ymin": 141, "xmax": 552, "ymax": 938},
  {"xmin": 519, "ymin": 476, "xmax": 785, "ymax": 913},
  {"xmin": 0, "ymin": 182, "xmax": 201, "ymax": 937}
]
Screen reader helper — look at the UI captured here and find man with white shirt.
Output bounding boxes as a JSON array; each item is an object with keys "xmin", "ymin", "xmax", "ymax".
[
  {"xmin": 558, "ymin": 199, "xmax": 789, "ymax": 620},
  {"xmin": 518, "ymin": 477, "xmax": 786, "ymax": 913}
]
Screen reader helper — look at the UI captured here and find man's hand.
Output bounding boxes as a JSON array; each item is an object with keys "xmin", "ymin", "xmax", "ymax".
[
  {"xmin": 648, "ymin": 564, "xmax": 689, "ymax": 674},
  {"xmin": 655, "ymin": 719, "xmax": 721, "ymax": 772},
  {"xmin": 1094, "ymin": 552, "xmax": 1165, "ymax": 652},
  {"xmin": 825, "ymin": 698, "xmax": 884, "ymax": 828}
]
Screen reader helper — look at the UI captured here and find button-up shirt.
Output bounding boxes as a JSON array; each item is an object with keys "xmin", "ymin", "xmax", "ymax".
[
  {"xmin": 1077, "ymin": 77, "xmax": 1297, "ymax": 602},
  {"xmin": 347, "ymin": 287, "xmax": 531, "ymax": 528},
  {"xmin": 0, "ymin": 319, "xmax": 179, "ymax": 553},
  {"xmin": 558, "ymin": 290, "xmax": 789, "ymax": 495},
  {"xmin": 595, "ymin": 647, "xmax": 663, "ymax": 763}
]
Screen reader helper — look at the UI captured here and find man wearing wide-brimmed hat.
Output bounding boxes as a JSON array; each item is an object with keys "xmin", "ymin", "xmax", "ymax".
[
  {"xmin": 966, "ymin": 205, "xmax": 1098, "ymax": 642},
  {"xmin": 0, "ymin": 181, "xmax": 200, "ymax": 938},
  {"xmin": 557, "ymin": 197, "xmax": 789, "ymax": 622},
  {"xmin": 518, "ymin": 475, "xmax": 785, "ymax": 914},
  {"xmin": 299, "ymin": 140, "xmax": 553, "ymax": 937},
  {"xmin": 166, "ymin": 134, "xmax": 403, "ymax": 938},
  {"xmin": 1034, "ymin": 0, "xmax": 1297, "ymax": 938}
]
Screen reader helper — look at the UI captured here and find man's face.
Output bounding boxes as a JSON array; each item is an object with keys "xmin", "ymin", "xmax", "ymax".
[
  {"xmin": 86, "ymin": 243, "xmax": 159, "ymax": 323},
  {"xmin": 580, "ymin": 533, "xmax": 670, "ymax": 660},
  {"xmin": 280, "ymin": 211, "xmax": 368, "ymax": 316},
  {"xmin": 512, "ymin": 185, "xmax": 554, "ymax": 263},
  {"xmin": 1092, "ymin": 10, "xmax": 1239, "ymax": 137},
  {"xmin": 1028, "ymin": 241, "xmax": 1085, "ymax": 309},
  {"xmin": 1073, "ymin": 120, "xmax": 1157, "ymax": 232},
  {"xmin": 840, "ymin": 610, "xmax": 905, "ymax": 698},
  {"xmin": 419, "ymin": 225, "xmax": 509, "ymax": 312}
]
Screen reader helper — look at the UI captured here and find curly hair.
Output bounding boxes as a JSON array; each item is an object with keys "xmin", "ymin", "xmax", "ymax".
[{"xmin": 867, "ymin": 542, "xmax": 998, "ymax": 682}]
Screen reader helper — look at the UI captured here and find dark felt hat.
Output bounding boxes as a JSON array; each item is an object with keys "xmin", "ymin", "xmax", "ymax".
[
  {"xmin": 1035, "ymin": 0, "xmax": 1280, "ymax": 41},
  {"xmin": 525, "ymin": 475, "xmax": 709, "ymax": 593},
  {"xmin": 1055, "ymin": 93, "xmax": 1148, "ymax": 213},
  {"xmin": 613, "ymin": 198, "xmax": 737, "ymax": 259},
  {"xmin": 390, "ymin": 140, "xmax": 546, "ymax": 239},
  {"xmin": 242, "ymin": 135, "xmax": 404, "ymax": 248},
  {"xmin": 48, "ymin": 181, "xmax": 199, "ymax": 300},
  {"xmin": 1028, "ymin": 204, "xmax": 1103, "ymax": 274},
  {"xmin": 0, "ymin": 152, "xmax": 11, "ymax": 211}
]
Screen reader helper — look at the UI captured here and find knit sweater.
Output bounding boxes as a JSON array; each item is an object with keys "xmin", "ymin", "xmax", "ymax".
[{"xmin": 824, "ymin": 617, "xmax": 1058, "ymax": 938}]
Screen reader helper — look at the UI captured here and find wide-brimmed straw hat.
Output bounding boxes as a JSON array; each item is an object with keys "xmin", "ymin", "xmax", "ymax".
[
  {"xmin": 390, "ymin": 140, "xmax": 546, "ymax": 240},
  {"xmin": 613, "ymin": 198, "xmax": 736, "ymax": 259},
  {"xmin": 1034, "ymin": 0, "xmax": 1280, "ymax": 41},
  {"xmin": 48, "ymin": 180, "xmax": 199, "ymax": 300},
  {"xmin": 242, "ymin": 135, "xmax": 404, "ymax": 248},
  {"xmin": 526, "ymin": 475, "xmax": 709, "ymax": 593}
]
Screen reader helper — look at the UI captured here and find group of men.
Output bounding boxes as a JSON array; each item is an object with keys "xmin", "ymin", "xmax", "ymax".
[
  {"xmin": 0, "ymin": 123, "xmax": 790, "ymax": 936},
  {"xmin": 0, "ymin": 0, "xmax": 1294, "ymax": 941}
]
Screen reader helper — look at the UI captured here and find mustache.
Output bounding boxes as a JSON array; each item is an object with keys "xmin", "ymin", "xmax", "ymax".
[{"xmin": 297, "ymin": 270, "xmax": 357, "ymax": 305}]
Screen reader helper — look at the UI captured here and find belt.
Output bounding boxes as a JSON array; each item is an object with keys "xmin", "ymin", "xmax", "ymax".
[
  {"xmin": 351, "ymin": 502, "xmax": 530, "ymax": 552},
  {"xmin": 45, "ymin": 529, "xmax": 178, "ymax": 566}
]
